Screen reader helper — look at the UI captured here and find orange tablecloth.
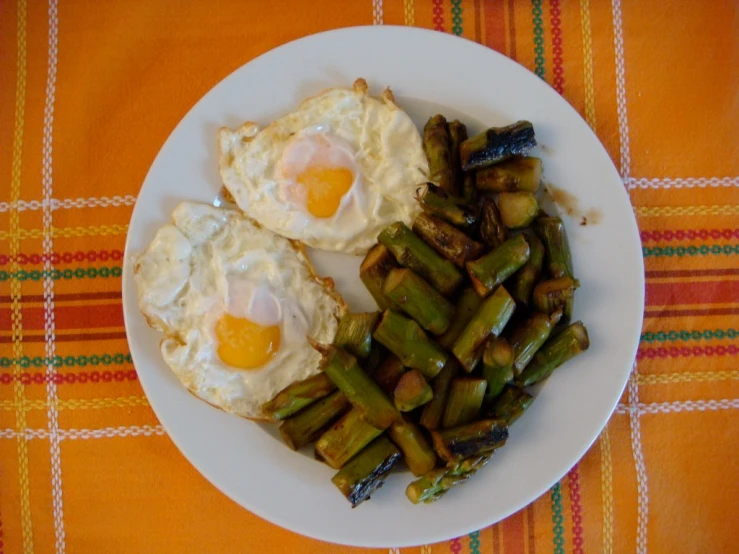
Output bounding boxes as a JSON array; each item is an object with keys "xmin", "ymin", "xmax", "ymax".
[{"xmin": 1, "ymin": 1, "xmax": 738, "ymax": 552}]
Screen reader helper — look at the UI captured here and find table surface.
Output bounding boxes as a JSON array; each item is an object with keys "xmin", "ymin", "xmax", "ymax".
[{"xmin": 1, "ymin": 1, "xmax": 737, "ymax": 553}]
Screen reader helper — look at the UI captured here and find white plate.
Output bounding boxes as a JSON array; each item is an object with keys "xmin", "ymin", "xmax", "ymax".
[{"xmin": 122, "ymin": 26, "xmax": 643, "ymax": 548}]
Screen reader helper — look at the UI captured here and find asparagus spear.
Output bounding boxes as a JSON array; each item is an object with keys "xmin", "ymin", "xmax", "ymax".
[
  {"xmin": 332, "ymin": 436, "xmax": 401, "ymax": 507},
  {"xmin": 466, "ymin": 234, "xmax": 530, "ymax": 297},
  {"xmin": 360, "ymin": 244, "xmax": 399, "ymax": 310},
  {"xmin": 279, "ymin": 390, "xmax": 351, "ymax": 450},
  {"xmin": 423, "ymin": 115, "xmax": 454, "ymax": 192},
  {"xmin": 313, "ymin": 342, "xmax": 400, "ymax": 430},
  {"xmin": 479, "ymin": 197, "xmax": 508, "ymax": 249},
  {"xmin": 462, "ymin": 172, "xmax": 477, "ymax": 204},
  {"xmin": 315, "ymin": 408, "xmax": 384, "ymax": 469},
  {"xmin": 417, "ymin": 183, "xmax": 479, "ymax": 229},
  {"xmin": 534, "ymin": 216, "xmax": 574, "ymax": 279},
  {"xmin": 517, "ymin": 321, "xmax": 590, "ymax": 386},
  {"xmin": 394, "ymin": 369, "xmax": 433, "ymax": 412},
  {"xmin": 263, "ymin": 372, "xmax": 337, "ymax": 421},
  {"xmin": 510, "ymin": 233, "xmax": 545, "ymax": 306},
  {"xmin": 388, "ymin": 419, "xmax": 437, "ymax": 476},
  {"xmin": 532, "ymin": 277, "xmax": 579, "ymax": 315},
  {"xmin": 475, "ymin": 156, "xmax": 542, "ymax": 192},
  {"xmin": 431, "ymin": 419, "xmax": 509, "ymax": 463},
  {"xmin": 488, "ymin": 385, "xmax": 534, "ymax": 425},
  {"xmin": 448, "ymin": 120, "xmax": 468, "ymax": 195},
  {"xmin": 373, "ymin": 310, "xmax": 448, "ymax": 379},
  {"xmin": 383, "ymin": 268, "xmax": 455, "ymax": 335},
  {"xmin": 406, "ymin": 452, "xmax": 492, "ymax": 504},
  {"xmin": 460, "ymin": 121, "xmax": 537, "ymax": 171},
  {"xmin": 372, "ymin": 354, "xmax": 407, "ymax": 395},
  {"xmin": 334, "ymin": 312, "xmax": 380, "ymax": 359},
  {"xmin": 452, "ymin": 286, "xmax": 516, "ymax": 372},
  {"xmin": 438, "ymin": 287, "xmax": 483, "ymax": 349},
  {"xmin": 420, "ymin": 358, "xmax": 460, "ymax": 430},
  {"xmin": 378, "ymin": 222, "xmax": 463, "ymax": 296},
  {"xmin": 497, "ymin": 192, "xmax": 539, "ymax": 229},
  {"xmin": 412, "ymin": 212, "xmax": 484, "ymax": 268},
  {"xmin": 481, "ymin": 337, "xmax": 515, "ymax": 403},
  {"xmin": 509, "ymin": 310, "xmax": 562, "ymax": 373},
  {"xmin": 364, "ymin": 341, "xmax": 386, "ymax": 377},
  {"xmin": 442, "ymin": 377, "xmax": 488, "ymax": 428}
]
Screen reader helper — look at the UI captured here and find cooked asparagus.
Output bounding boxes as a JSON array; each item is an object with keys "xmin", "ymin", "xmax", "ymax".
[
  {"xmin": 466, "ymin": 234, "xmax": 530, "ymax": 297},
  {"xmin": 332, "ymin": 436, "xmax": 401, "ymax": 507},
  {"xmin": 509, "ymin": 310, "xmax": 562, "ymax": 373},
  {"xmin": 442, "ymin": 377, "xmax": 488, "ymax": 428},
  {"xmin": 263, "ymin": 372, "xmax": 337, "ymax": 421},
  {"xmin": 313, "ymin": 342, "xmax": 400, "ymax": 430},
  {"xmin": 417, "ymin": 183, "xmax": 479, "ymax": 229},
  {"xmin": 452, "ymin": 286, "xmax": 516, "ymax": 372},
  {"xmin": 460, "ymin": 121, "xmax": 537, "ymax": 171},
  {"xmin": 388, "ymin": 419, "xmax": 437, "ymax": 476},
  {"xmin": 334, "ymin": 312, "xmax": 380, "ymax": 359},
  {"xmin": 510, "ymin": 232, "xmax": 545, "ymax": 306},
  {"xmin": 373, "ymin": 310, "xmax": 448, "ymax": 379},
  {"xmin": 475, "ymin": 156, "xmax": 542, "ymax": 192},
  {"xmin": 424, "ymin": 115, "xmax": 454, "ymax": 192},
  {"xmin": 517, "ymin": 321, "xmax": 590, "ymax": 386},
  {"xmin": 420, "ymin": 358, "xmax": 460, "ymax": 430},
  {"xmin": 438, "ymin": 287, "xmax": 483, "ymax": 349},
  {"xmin": 406, "ymin": 452, "xmax": 492, "ymax": 504},
  {"xmin": 431, "ymin": 419, "xmax": 509, "ymax": 463},
  {"xmin": 412, "ymin": 212, "xmax": 484, "ymax": 268},
  {"xmin": 372, "ymin": 354, "xmax": 407, "ymax": 395},
  {"xmin": 448, "ymin": 119, "xmax": 468, "ymax": 195},
  {"xmin": 383, "ymin": 267, "xmax": 455, "ymax": 334},
  {"xmin": 394, "ymin": 369, "xmax": 433, "ymax": 412},
  {"xmin": 279, "ymin": 390, "xmax": 351, "ymax": 450},
  {"xmin": 488, "ymin": 385, "xmax": 534, "ymax": 425},
  {"xmin": 532, "ymin": 277, "xmax": 579, "ymax": 315},
  {"xmin": 360, "ymin": 244, "xmax": 399, "ymax": 310},
  {"xmin": 315, "ymin": 408, "xmax": 384, "ymax": 469},
  {"xmin": 481, "ymin": 337, "xmax": 514, "ymax": 402},
  {"xmin": 378, "ymin": 222, "xmax": 463, "ymax": 296},
  {"xmin": 364, "ymin": 341, "xmax": 386, "ymax": 377},
  {"xmin": 479, "ymin": 197, "xmax": 508, "ymax": 249},
  {"xmin": 497, "ymin": 192, "xmax": 539, "ymax": 229},
  {"xmin": 534, "ymin": 216, "xmax": 574, "ymax": 279},
  {"xmin": 462, "ymin": 172, "xmax": 477, "ymax": 204}
]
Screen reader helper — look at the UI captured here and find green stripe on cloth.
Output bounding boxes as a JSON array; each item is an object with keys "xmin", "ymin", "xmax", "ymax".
[
  {"xmin": 451, "ymin": 0, "xmax": 463, "ymax": 35},
  {"xmin": 641, "ymin": 328, "xmax": 739, "ymax": 343},
  {"xmin": 532, "ymin": 0, "xmax": 545, "ymax": 78},
  {"xmin": 0, "ymin": 353, "xmax": 133, "ymax": 368},
  {"xmin": 551, "ymin": 482, "xmax": 565, "ymax": 554},
  {"xmin": 0, "ymin": 266, "xmax": 123, "ymax": 281}
]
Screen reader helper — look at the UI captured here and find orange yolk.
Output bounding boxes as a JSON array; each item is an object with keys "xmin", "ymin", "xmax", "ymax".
[
  {"xmin": 296, "ymin": 166, "xmax": 354, "ymax": 218},
  {"xmin": 215, "ymin": 313, "xmax": 281, "ymax": 370}
]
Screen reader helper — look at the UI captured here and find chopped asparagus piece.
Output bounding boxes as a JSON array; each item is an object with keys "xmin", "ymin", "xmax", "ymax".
[
  {"xmin": 438, "ymin": 287, "xmax": 483, "ymax": 350},
  {"xmin": 517, "ymin": 321, "xmax": 590, "ymax": 386},
  {"xmin": 372, "ymin": 354, "xmax": 407, "ymax": 395},
  {"xmin": 510, "ymin": 232, "xmax": 545, "ymax": 306},
  {"xmin": 466, "ymin": 234, "xmax": 530, "ymax": 297},
  {"xmin": 334, "ymin": 312, "xmax": 380, "ymax": 359},
  {"xmin": 475, "ymin": 156, "xmax": 542, "ymax": 192},
  {"xmin": 488, "ymin": 385, "xmax": 534, "ymax": 425},
  {"xmin": 420, "ymin": 358, "xmax": 460, "ymax": 431},
  {"xmin": 406, "ymin": 453, "xmax": 492, "ymax": 504},
  {"xmin": 394, "ymin": 369, "xmax": 433, "ymax": 412},
  {"xmin": 442, "ymin": 377, "xmax": 488, "ymax": 428},
  {"xmin": 424, "ymin": 115, "xmax": 454, "ymax": 192},
  {"xmin": 509, "ymin": 310, "xmax": 562, "ymax": 373},
  {"xmin": 497, "ymin": 192, "xmax": 539, "ymax": 229},
  {"xmin": 481, "ymin": 337, "xmax": 515, "ymax": 402},
  {"xmin": 534, "ymin": 216, "xmax": 575, "ymax": 324},
  {"xmin": 532, "ymin": 277, "xmax": 579, "ymax": 315},
  {"xmin": 448, "ymin": 120, "xmax": 468, "ymax": 195},
  {"xmin": 383, "ymin": 267, "xmax": 455, "ymax": 335},
  {"xmin": 412, "ymin": 212, "xmax": 484, "ymax": 268},
  {"xmin": 279, "ymin": 390, "xmax": 350, "ymax": 450},
  {"xmin": 360, "ymin": 244, "xmax": 399, "ymax": 310},
  {"xmin": 431, "ymin": 419, "xmax": 509, "ymax": 463},
  {"xmin": 460, "ymin": 121, "xmax": 537, "ymax": 171},
  {"xmin": 263, "ymin": 372, "xmax": 337, "ymax": 421},
  {"xmin": 315, "ymin": 408, "xmax": 384, "ymax": 469},
  {"xmin": 388, "ymin": 419, "xmax": 437, "ymax": 476},
  {"xmin": 479, "ymin": 197, "xmax": 508, "ymax": 249},
  {"xmin": 417, "ymin": 183, "xmax": 479, "ymax": 229},
  {"xmin": 332, "ymin": 436, "xmax": 401, "ymax": 507}
]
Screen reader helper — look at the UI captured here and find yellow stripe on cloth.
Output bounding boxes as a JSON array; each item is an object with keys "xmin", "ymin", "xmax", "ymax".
[{"xmin": 0, "ymin": 224, "xmax": 129, "ymax": 240}]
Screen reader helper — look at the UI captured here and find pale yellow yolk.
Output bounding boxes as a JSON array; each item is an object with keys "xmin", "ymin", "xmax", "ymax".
[
  {"xmin": 297, "ymin": 166, "xmax": 354, "ymax": 218},
  {"xmin": 215, "ymin": 313, "xmax": 280, "ymax": 370}
]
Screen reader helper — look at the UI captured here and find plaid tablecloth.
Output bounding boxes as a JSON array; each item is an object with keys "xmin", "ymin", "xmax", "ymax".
[{"xmin": 1, "ymin": 1, "xmax": 737, "ymax": 552}]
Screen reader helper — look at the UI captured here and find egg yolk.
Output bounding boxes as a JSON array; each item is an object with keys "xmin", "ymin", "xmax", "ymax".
[
  {"xmin": 297, "ymin": 166, "xmax": 354, "ymax": 218},
  {"xmin": 215, "ymin": 313, "xmax": 281, "ymax": 370}
]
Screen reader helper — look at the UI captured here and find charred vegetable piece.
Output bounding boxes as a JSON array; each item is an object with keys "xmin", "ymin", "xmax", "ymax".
[
  {"xmin": 313, "ymin": 342, "xmax": 400, "ymax": 430},
  {"xmin": 510, "ymin": 233, "xmax": 545, "ymax": 306},
  {"xmin": 534, "ymin": 217, "xmax": 575, "ymax": 318},
  {"xmin": 475, "ymin": 156, "xmax": 542, "ymax": 192},
  {"xmin": 532, "ymin": 277, "xmax": 579, "ymax": 315},
  {"xmin": 497, "ymin": 192, "xmax": 539, "ymax": 229},
  {"xmin": 460, "ymin": 121, "xmax": 536, "ymax": 171},
  {"xmin": 334, "ymin": 312, "xmax": 380, "ymax": 359},
  {"xmin": 417, "ymin": 183, "xmax": 479, "ymax": 229},
  {"xmin": 517, "ymin": 321, "xmax": 590, "ymax": 386},
  {"xmin": 332, "ymin": 436, "xmax": 401, "ymax": 507},
  {"xmin": 383, "ymin": 267, "xmax": 455, "ymax": 334},
  {"xmin": 388, "ymin": 419, "xmax": 437, "ymax": 476},
  {"xmin": 420, "ymin": 358, "xmax": 460, "ymax": 431},
  {"xmin": 364, "ymin": 341, "xmax": 386, "ymax": 377},
  {"xmin": 372, "ymin": 354, "xmax": 407, "ymax": 395},
  {"xmin": 442, "ymin": 377, "xmax": 488, "ymax": 428},
  {"xmin": 462, "ymin": 172, "xmax": 477, "ymax": 204},
  {"xmin": 423, "ymin": 115, "xmax": 454, "ymax": 192},
  {"xmin": 448, "ymin": 120, "xmax": 468, "ymax": 195},
  {"xmin": 481, "ymin": 337, "xmax": 515, "ymax": 402},
  {"xmin": 394, "ymin": 369, "xmax": 433, "ymax": 412},
  {"xmin": 479, "ymin": 197, "xmax": 508, "ymax": 249},
  {"xmin": 315, "ymin": 408, "xmax": 384, "ymax": 469},
  {"xmin": 263, "ymin": 372, "xmax": 337, "ymax": 421},
  {"xmin": 452, "ymin": 286, "xmax": 516, "ymax": 372},
  {"xmin": 438, "ymin": 287, "xmax": 483, "ymax": 350},
  {"xmin": 406, "ymin": 452, "xmax": 492, "ymax": 504},
  {"xmin": 509, "ymin": 310, "xmax": 562, "ymax": 373},
  {"xmin": 279, "ymin": 390, "xmax": 351, "ymax": 450},
  {"xmin": 431, "ymin": 419, "xmax": 509, "ymax": 463},
  {"xmin": 412, "ymin": 212, "xmax": 485, "ymax": 268},
  {"xmin": 378, "ymin": 222, "xmax": 463, "ymax": 296},
  {"xmin": 488, "ymin": 385, "xmax": 534, "ymax": 425},
  {"xmin": 466, "ymin": 234, "xmax": 530, "ymax": 298},
  {"xmin": 373, "ymin": 310, "xmax": 448, "ymax": 379},
  {"xmin": 360, "ymin": 244, "xmax": 399, "ymax": 310}
]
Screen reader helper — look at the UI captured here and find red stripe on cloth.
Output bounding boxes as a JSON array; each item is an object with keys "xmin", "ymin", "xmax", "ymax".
[
  {"xmin": 432, "ymin": 0, "xmax": 445, "ymax": 31},
  {"xmin": 5, "ymin": 303, "xmax": 124, "ymax": 332},
  {"xmin": 646, "ymin": 268, "xmax": 739, "ymax": 278},
  {"xmin": 645, "ymin": 307, "xmax": 739, "ymax": 318},
  {"xmin": 483, "ymin": 0, "xmax": 506, "ymax": 53},
  {"xmin": 646, "ymin": 280, "xmax": 739, "ymax": 306},
  {"xmin": 0, "ymin": 291, "xmax": 121, "ymax": 304},
  {"xmin": 549, "ymin": 0, "xmax": 564, "ymax": 93},
  {"xmin": 507, "ymin": 0, "xmax": 517, "ymax": 60},
  {"xmin": 0, "ymin": 369, "xmax": 138, "ymax": 386},
  {"xmin": 526, "ymin": 504, "xmax": 536, "ymax": 554},
  {"xmin": 502, "ymin": 509, "xmax": 525, "ymax": 554},
  {"xmin": 0, "ymin": 331, "xmax": 128, "ymax": 344},
  {"xmin": 567, "ymin": 465, "xmax": 584, "ymax": 554}
]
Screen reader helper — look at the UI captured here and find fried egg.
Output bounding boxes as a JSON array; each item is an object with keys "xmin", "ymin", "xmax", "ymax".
[
  {"xmin": 218, "ymin": 79, "xmax": 429, "ymax": 254},
  {"xmin": 133, "ymin": 202, "xmax": 346, "ymax": 419}
]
